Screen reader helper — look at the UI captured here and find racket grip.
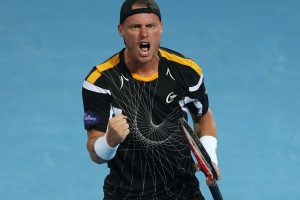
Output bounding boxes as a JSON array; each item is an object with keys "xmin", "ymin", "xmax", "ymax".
[{"xmin": 208, "ymin": 184, "xmax": 223, "ymax": 200}]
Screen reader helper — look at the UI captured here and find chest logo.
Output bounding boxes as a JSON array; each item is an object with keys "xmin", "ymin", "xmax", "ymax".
[
  {"xmin": 166, "ymin": 68, "xmax": 175, "ymax": 81},
  {"xmin": 120, "ymin": 74, "xmax": 129, "ymax": 89},
  {"xmin": 166, "ymin": 92, "xmax": 177, "ymax": 103}
]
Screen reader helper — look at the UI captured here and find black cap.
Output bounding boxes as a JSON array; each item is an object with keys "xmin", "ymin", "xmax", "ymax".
[{"xmin": 120, "ymin": 0, "xmax": 161, "ymax": 24}]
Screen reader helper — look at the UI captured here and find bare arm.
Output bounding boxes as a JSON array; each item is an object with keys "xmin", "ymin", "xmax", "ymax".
[
  {"xmin": 86, "ymin": 114, "xmax": 130, "ymax": 164},
  {"xmin": 193, "ymin": 108, "xmax": 217, "ymax": 138},
  {"xmin": 192, "ymin": 108, "xmax": 221, "ymax": 184},
  {"xmin": 87, "ymin": 129, "xmax": 106, "ymax": 164}
]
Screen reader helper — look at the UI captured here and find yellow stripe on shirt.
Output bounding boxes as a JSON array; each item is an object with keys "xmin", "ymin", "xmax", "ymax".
[
  {"xmin": 159, "ymin": 49, "xmax": 202, "ymax": 76},
  {"xmin": 87, "ymin": 54, "xmax": 120, "ymax": 84}
]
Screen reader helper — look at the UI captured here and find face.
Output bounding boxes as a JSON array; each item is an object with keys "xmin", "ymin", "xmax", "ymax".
[{"xmin": 118, "ymin": 12, "xmax": 163, "ymax": 65}]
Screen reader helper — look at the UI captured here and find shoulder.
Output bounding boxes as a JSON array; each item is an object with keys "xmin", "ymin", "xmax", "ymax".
[
  {"xmin": 159, "ymin": 47, "xmax": 202, "ymax": 76},
  {"xmin": 85, "ymin": 52, "xmax": 121, "ymax": 84}
]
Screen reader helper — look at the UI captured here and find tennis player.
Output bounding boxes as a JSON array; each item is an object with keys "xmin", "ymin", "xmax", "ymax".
[{"xmin": 82, "ymin": 0, "xmax": 221, "ymax": 199}]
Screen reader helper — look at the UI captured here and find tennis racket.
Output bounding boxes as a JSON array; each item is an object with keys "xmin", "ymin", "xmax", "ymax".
[{"xmin": 179, "ymin": 118, "xmax": 223, "ymax": 200}]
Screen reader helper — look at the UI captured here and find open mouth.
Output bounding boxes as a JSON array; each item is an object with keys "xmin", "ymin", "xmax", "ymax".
[{"xmin": 139, "ymin": 42, "xmax": 150, "ymax": 53}]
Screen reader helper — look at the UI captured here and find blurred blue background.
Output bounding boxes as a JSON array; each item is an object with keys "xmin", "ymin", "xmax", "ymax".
[{"xmin": 1, "ymin": 0, "xmax": 299, "ymax": 199}]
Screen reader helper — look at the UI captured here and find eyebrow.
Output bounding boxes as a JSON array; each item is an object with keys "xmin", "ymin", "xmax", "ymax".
[{"xmin": 128, "ymin": 22, "xmax": 157, "ymax": 27}]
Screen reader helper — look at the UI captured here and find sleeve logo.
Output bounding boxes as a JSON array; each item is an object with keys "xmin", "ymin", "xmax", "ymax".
[{"xmin": 83, "ymin": 111, "xmax": 99, "ymax": 126}]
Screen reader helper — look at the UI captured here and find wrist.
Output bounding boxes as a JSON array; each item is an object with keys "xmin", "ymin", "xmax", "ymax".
[
  {"xmin": 199, "ymin": 135, "xmax": 218, "ymax": 166},
  {"xmin": 94, "ymin": 134, "xmax": 119, "ymax": 160}
]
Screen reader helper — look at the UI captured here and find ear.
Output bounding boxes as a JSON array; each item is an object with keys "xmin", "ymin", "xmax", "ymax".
[{"xmin": 118, "ymin": 24, "xmax": 124, "ymax": 37}]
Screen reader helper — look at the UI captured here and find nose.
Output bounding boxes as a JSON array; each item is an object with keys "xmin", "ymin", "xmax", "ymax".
[{"xmin": 140, "ymin": 26, "xmax": 148, "ymax": 38}]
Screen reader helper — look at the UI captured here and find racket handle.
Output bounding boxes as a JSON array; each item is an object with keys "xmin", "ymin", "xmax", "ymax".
[{"xmin": 208, "ymin": 184, "xmax": 223, "ymax": 200}]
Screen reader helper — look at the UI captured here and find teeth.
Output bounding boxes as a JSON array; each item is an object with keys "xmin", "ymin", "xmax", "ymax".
[{"xmin": 140, "ymin": 42, "xmax": 150, "ymax": 50}]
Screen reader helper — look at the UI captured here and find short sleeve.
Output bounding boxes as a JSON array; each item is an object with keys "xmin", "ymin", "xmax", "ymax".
[
  {"xmin": 82, "ymin": 71, "xmax": 112, "ymax": 132},
  {"xmin": 181, "ymin": 64, "xmax": 209, "ymax": 117}
]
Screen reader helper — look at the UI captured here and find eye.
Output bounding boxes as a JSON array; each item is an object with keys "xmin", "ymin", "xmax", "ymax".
[
  {"xmin": 131, "ymin": 24, "xmax": 141, "ymax": 29},
  {"xmin": 146, "ymin": 24, "xmax": 155, "ymax": 28}
]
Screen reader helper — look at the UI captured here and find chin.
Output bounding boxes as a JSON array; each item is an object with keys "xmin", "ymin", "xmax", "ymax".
[{"xmin": 138, "ymin": 55, "xmax": 155, "ymax": 64}]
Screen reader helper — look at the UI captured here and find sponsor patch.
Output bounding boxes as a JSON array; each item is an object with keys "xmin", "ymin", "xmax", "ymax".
[{"xmin": 83, "ymin": 111, "xmax": 99, "ymax": 126}]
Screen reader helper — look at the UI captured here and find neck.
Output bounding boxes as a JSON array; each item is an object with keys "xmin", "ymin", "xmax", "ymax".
[{"xmin": 124, "ymin": 48, "xmax": 160, "ymax": 78}]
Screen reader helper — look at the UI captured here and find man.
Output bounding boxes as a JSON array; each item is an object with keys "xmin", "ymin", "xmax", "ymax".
[{"xmin": 82, "ymin": 0, "xmax": 220, "ymax": 199}]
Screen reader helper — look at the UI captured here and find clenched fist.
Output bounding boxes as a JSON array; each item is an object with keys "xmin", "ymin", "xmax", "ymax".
[{"xmin": 106, "ymin": 114, "xmax": 130, "ymax": 147}]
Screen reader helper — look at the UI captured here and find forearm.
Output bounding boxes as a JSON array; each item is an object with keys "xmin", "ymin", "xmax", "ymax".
[
  {"xmin": 86, "ymin": 114, "xmax": 129, "ymax": 164},
  {"xmin": 87, "ymin": 130, "xmax": 119, "ymax": 164},
  {"xmin": 193, "ymin": 108, "xmax": 219, "ymax": 165},
  {"xmin": 193, "ymin": 108, "xmax": 217, "ymax": 138},
  {"xmin": 87, "ymin": 131, "xmax": 106, "ymax": 164}
]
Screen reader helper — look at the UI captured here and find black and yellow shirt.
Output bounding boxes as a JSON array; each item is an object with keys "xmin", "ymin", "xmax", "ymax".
[{"xmin": 82, "ymin": 47, "xmax": 208, "ymax": 200}]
